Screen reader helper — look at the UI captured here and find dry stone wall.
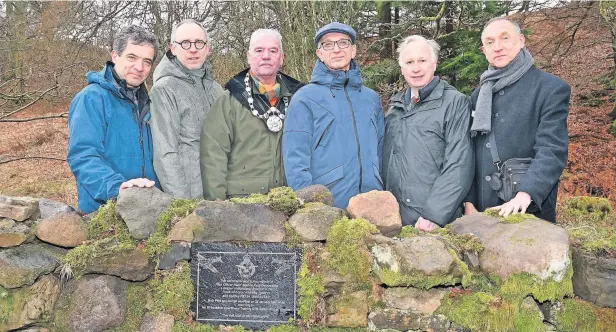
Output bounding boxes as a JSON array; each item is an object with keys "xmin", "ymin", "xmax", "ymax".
[{"xmin": 0, "ymin": 186, "xmax": 614, "ymax": 332}]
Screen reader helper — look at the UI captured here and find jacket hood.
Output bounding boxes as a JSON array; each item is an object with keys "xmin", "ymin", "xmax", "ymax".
[
  {"xmin": 309, "ymin": 59, "xmax": 363, "ymax": 89},
  {"xmin": 86, "ymin": 62, "xmax": 122, "ymax": 96},
  {"xmin": 153, "ymin": 50, "xmax": 214, "ymax": 84}
]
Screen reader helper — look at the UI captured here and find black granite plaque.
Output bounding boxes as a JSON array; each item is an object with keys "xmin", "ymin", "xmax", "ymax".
[{"xmin": 190, "ymin": 242, "xmax": 301, "ymax": 329}]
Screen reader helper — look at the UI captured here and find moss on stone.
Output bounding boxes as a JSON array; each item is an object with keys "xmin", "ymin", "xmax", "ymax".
[
  {"xmin": 172, "ymin": 321, "xmax": 218, "ymax": 332},
  {"xmin": 555, "ymin": 298, "xmax": 598, "ymax": 332},
  {"xmin": 87, "ymin": 200, "xmax": 133, "ymax": 242},
  {"xmin": 564, "ymin": 196, "xmax": 612, "ymax": 221},
  {"xmin": 482, "ymin": 209, "xmax": 537, "ymax": 223},
  {"xmin": 325, "ymin": 217, "xmax": 378, "ymax": 285},
  {"xmin": 232, "ymin": 187, "xmax": 300, "ymax": 215},
  {"xmin": 62, "ymin": 236, "xmax": 137, "ymax": 279},
  {"xmin": 437, "ymin": 291, "xmax": 543, "ymax": 332},
  {"xmin": 109, "ymin": 283, "xmax": 148, "ymax": 332},
  {"xmin": 376, "ymin": 267, "xmax": 460, "ymax": 290},
  {"xmin": 284, "ymin": 223, "xmax": 302, "ymax": 248},
  {"xmin": 150, "ymin": 261, "xmax": 194, "ymax": 320},
  {"xmin": 297, "ymin": 249, "xmax": 325, "ymax": 321},
  {"xmin": 498, "ymin": 261, "xmax": 573, "ymax": 303},
  {"xmin": 567, "ymin": 220, "xmax": 616, "ymax": 254},
  {"xmin": 144, "ymin": 199, "xmax": 199, "ymax": 259},
  {"xmin": 398, "ymin": 225, "xmax": 421, "ymax": 238},
  {"xmin": 0, "ymin": 286, "xmax": 14, "ymax": 326}
]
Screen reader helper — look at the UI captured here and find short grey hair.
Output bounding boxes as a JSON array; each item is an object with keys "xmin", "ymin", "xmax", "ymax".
[
  {"xmin": 397, "ymin": 35, "xmax": 440, "ymax": 65},
  {"xmin": 481, "ymin": 17, "xmax": 522, "ymax": 40},
  {"xmin": 171, "ymin": 19, "xmax": 209, "ymax": 44},
  {"xmin": 249, "ymin": 29, "xmax": 284, "ymax": 54},
  {"xmin": 113, "ymin": 25, "xmax": 159, "ymax": 61}
]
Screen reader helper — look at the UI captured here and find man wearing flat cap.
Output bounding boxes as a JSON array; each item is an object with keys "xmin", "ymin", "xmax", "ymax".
[{"xmin": 283, "ymin": 22, "xmax": 384, "ymax": 209}]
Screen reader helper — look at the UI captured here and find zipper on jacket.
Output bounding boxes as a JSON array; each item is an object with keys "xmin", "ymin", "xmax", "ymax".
[
  {"xmin": 343, "ymin": 74, "xmax": 362, "ymax": 193},
  {"xmin": 135, "ymin": 104, "xmax": 146, "ymax": 178}
]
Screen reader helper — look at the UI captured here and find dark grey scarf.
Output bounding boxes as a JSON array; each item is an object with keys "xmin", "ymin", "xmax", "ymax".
[{"xmin": 470, "ymin": 48, "xmax": 534, "ymax": 136}]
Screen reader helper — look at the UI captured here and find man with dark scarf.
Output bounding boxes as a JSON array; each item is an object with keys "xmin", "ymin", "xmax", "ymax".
[
  {"xmin": 67, "ymin": 25, "xmax": 160, "ymax": 214},
  {"xmin": 199, "ymin": 29, "xmax": 303, "ymax": 200},
  {"xmin": 464, "ymin": 18, "xmax": 571, "ymax": 222}
]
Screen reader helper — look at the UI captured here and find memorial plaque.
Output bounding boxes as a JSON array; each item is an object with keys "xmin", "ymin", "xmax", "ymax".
[{"xmin": 190, "ymin": 242, "xmax": 301, "ymax": 329}]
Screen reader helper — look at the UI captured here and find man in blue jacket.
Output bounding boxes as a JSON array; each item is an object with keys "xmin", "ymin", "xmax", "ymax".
[
  {"xmin": 67, "ymin": 25, "xmax": 160, "ymax": 214},
  {"xmin": 283, "ymin": 22, "xmax": 384, "ymax": 209}
]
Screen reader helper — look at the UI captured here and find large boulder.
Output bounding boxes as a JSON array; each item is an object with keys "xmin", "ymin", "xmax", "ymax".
[
  {"xmin": 450, "ymin": 213, "xmax": 570, "ymax": 281},
  {"xmin": 288, "ymin": 203, "xmax": 346, "ymax": 241},
  {"xmin": 0, "ymin": 243, "xmax": 65, "ymax": 288},
  {"xmin": 35, "ymin": 212, "xmax": 87, "ymax": 247},
  {"xmin": 369, "ymin": 234, "xmax": 464, "ymax": 288},
  {"xmin": 571, "ymin": 247, "xmax": 616, "ymax": 308},
  {"xmin": 184, "ymin": 200, "xmax": 288, "ymax": 242},
  {"xmin": 295, "ymin": 185, "xmax": 334, "ymax": 206},
  {"xmin": 347, "ymin": 190, "xmax": 402, "ymax": 237},
  {"xmin": 116, "ymin": 187, "xmax": 172, "ymax": 240},
  {"xmin": 0, "ymin": 218, "xmax": 32, "ymax": 247},
  {"xmin": 65, "ymin": 275, "xmax": 128, "ymax": 332},
  {"xmin": 0, "ymin": 196, "xmax": 39, "ymax": 221},
  {"xmin": 38, "ymin": 198, "xmax": 75, "ymax": 220},
  {"xmin": 0, "ymin": 274, "xmax": 60, "ymax": 331}
]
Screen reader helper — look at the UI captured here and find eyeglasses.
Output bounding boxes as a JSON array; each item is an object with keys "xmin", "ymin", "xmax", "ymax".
[
  {"xmin": 174, "ymin": 40, "xmax": 207, "ymax": 50},
  {"xmin": 319, "ymin": 39, "xmax": 352, "ymax": 51}
]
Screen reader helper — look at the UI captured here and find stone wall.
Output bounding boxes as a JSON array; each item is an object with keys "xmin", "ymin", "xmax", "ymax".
[{"xmin": 0, "ymin": 187, "xmax": 614, "ymax": 332}]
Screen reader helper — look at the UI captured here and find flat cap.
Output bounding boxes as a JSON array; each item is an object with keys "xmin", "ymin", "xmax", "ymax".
[{"xmin": 314, "ymin": 22, "xmax": 357, "ymax": 45}]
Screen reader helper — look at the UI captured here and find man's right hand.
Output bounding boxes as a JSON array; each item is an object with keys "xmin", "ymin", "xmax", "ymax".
[
  {"xmin": 464, "ymin": 202, "xmax": 478, "ymax": 215},
  {"xmin": 120, "ymin": 178, "xmax": 156, "ymax": 190}
]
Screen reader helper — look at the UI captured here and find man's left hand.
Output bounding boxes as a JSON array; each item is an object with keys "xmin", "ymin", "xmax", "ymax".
[
  {"xmin": 490, "ymin": 191, "xmax": 532, "ymax": 217},
  {"xmin": 415, "ymin": 216, "xmax": 439, "ymax": 232}
]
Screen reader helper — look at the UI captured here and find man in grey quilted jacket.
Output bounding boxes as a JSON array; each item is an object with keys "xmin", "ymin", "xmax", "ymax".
[{"xmin": 150, "ymin": 19, "xmax": 223, "ymax": 198}]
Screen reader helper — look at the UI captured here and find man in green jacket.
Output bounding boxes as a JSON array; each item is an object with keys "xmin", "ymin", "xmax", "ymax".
[
  {"xmin": 150, "ymin": 19, "xmax": 223, "ymax": 198},
  {"xmin": 200, "ymin": 29, "xmax": 303, "ymax": 200}
]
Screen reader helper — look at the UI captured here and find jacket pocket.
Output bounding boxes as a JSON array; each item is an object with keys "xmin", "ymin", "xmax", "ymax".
[
  {"xmin": 314, "ymin": 118, "xmax": 334, "ymax": 150},
  {"xmin": 314, "ymin": 164, "xmax": 344, "ymax": 186},
  {"xmin": 227, "ymin": 176, "xmax": 270, "ymax": 196},
  {"xmin": 373, "ymin": 162, "xmax": 383, "ymax": 188}
]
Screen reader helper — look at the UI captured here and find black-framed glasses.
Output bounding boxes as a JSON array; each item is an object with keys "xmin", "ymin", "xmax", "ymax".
[
  {"xmin": 174, "ymin": 40, "xmax": 207, "ymax": 50},
  {"xmin": 319, "ymin": 39, "xmax": 352, "ymax": 51}
]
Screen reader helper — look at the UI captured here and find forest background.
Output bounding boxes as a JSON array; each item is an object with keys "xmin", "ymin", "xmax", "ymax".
[{"xmin": 0, "ymin": 0, "xmax": 615, "ymax": 216}]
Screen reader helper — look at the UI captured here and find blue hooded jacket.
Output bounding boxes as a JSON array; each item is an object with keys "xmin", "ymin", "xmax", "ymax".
[
  {"xmin": 67, "ymin": 63, "xmax": 159, "ymax": 214},
  {"xmin": 283, "ymin": 60, "xmax": 384, "ymax": 208}
]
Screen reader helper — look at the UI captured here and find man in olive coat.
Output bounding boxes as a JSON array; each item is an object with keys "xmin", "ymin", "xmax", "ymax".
[
  {"xmin": 464, "ymin": 18, "xmax": 570, "ymax": 222},
  {"xmin": 199, "ymin": 29, "xmax": 302, "ymax": 200}
]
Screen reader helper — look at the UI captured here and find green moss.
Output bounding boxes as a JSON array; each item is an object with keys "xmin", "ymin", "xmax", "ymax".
[
  {"xmin": 555, "ymin": 298, "xmax": 598, "ymax": 332},
  {"xmin": 0, "ymin": 286, "xmax": 14, "ymax": 326},
  {"xmin": 482, "ymin": 209, "xmax": 537, "ymax": 223},
  {"xmin": 144, "ymin": 199, "xmax": 199, "ymax": 259},
  {"xmin": 109, "ymin": 283, "xmax": 148, "ymax": 332},
  {"xmin": 87, "ymin": 200, "xmax": 132, "ymax": 242},
  {"xmin": 297, "ymin": 202, "xmax": 324, "ymax": 213},
  {"xmin": 564, "ymin": 196, "xmax": 612, "ymax": 221},
  {"xmin": 62, "ymin": 236, "xmax": 136, "ymax": 279},
  {"xmin": 231, "ymin": 325, "xmax": 249, "ymax": 332},
  {"xmin": 297, "ymin": 250, "xmax": 325, "ymax": 321},
  {"xmin": 268, "ymin": 324, "xmax": 301, "ymax": 332},
  {"xmin": 376, "ymin": 266, "xmax": 460, "ymax": 289},
  {"xmin": 284, "ymin": 223, "xmax": 302, "ymax": 248},
  {"xmin": 609, "ymin": 119, "xmax": 616, "ymax": 138},
  {"xmin": 435, "ymin": 226, "xmax": 485, "ymax": 254},
  {"xmin": 150, "ymin": 261, "xmax": 194, "ymax": 320},
  {"xmin": 398, "ymin": 225, "xmax": 421, "ymax": 238},
  {"xmin": 498, "ymin": 261, "xmax": 573, "ymax": 302},
  {"xmin": 325, "ymin": 217, "xmax": 378, "ymax": 285},
  {"xmin": 595, "ymin": 305, "xmax": 616, "ymax": 332},
  {"xmin": 172, "ymin": 321, "xmax": 218, "ymax": 332},
  {"xmin": 437, "ymin": 291, "xmax": 544, "ymax": 332},
  {"xmin": 232, "ymin": 187, "xmax": 300, "ymax": 215}
]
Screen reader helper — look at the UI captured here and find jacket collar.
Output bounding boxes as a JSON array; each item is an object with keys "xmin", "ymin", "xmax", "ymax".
[
  {"xmin": 391, "ymin": 77, "xmax": 444, "ymax": 109},
  {"xmin": 309, "ymin": 59, "xmax": 363, "ymax": 89},
  {"xmin": 225, "ymin": 68, "xmax": 303, "ymax": 113}
]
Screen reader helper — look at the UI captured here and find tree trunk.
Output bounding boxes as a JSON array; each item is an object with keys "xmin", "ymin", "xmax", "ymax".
[{"xmin": 377, "ymin": 1, "xmax": 392, "ymax": 59}]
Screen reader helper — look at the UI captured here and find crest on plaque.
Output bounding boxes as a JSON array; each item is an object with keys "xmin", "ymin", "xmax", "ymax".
[{"xmin": 236, "ymin": 254, "xmax": 257, "ymax": 279}]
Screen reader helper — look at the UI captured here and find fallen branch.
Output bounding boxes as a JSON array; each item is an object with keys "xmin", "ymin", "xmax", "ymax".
[
  {"xmin": 0, "ymin": 156, "xmax": 67, "ymax": 165},
  {"xmin": 0, "ymin": 84, "xmax": 58, "ymax": 120},
  {"xmin": 0, "ymin": 113, "xmax": 68, "ymax": 123}
]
